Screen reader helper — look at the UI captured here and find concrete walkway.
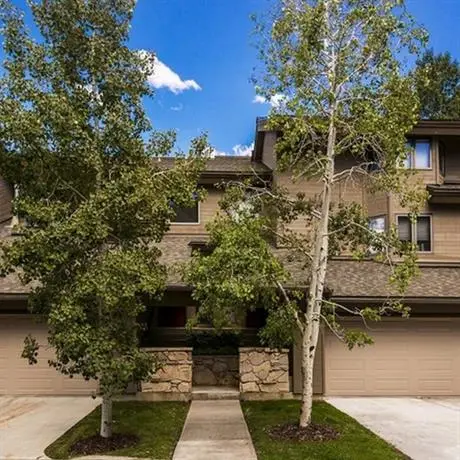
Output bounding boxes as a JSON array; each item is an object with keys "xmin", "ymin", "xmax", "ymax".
[
  {"xmin": 328, "ymin": 397, "xmax": 460, "ymax": 460},
  {"xmin": 0, "ymin": 396, "xmax": 100, "ymax": 460},
  {"xmin": 173, "ymin": 400, "xmax": 257, "ymax": 460}
]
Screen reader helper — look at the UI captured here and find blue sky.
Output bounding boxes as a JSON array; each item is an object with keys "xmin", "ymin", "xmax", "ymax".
[{"xmin": 6, "ymin": 0, "xmax": 460, "ymax": 155}]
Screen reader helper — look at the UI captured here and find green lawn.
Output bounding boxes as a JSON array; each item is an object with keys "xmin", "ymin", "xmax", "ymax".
[
  {"xmin": 45, "ymin": 401, "xmax": 189, "ymax": 460},
  {"xmin": 242, "ymin": 400, "xmax": 407, "ymax": 460}
]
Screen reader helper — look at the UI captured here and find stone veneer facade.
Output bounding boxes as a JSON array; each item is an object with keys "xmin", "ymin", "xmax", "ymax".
[
  {"xmin": 140, "ymin": 348, "xmax": 192, "ymax": 400},
  {"xmin": 193, "ymin": 355, "xmax": 239, "ymax": 387},
  {"xmin": 239, "ymin": 347, "xmax": 290, "ymax": 397}
]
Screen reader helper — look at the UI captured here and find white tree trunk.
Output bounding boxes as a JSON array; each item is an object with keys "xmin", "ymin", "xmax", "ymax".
[
  {"xmin": 298, "ymin": 0, "xmax": 338, "ymax": 429},
  {"xmin": 299, "ymin": 113, "xmax": 337, "ymax": 429},
  {"xmin": 100, "ymin": 395, "xmax": 113, "ymax": 438}
]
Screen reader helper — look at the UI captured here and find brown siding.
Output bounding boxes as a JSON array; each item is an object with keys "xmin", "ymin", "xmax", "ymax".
[
  {"xmin": 262, "ymin": 131, "xmax": 277, "ymax": 170},
  {"xmin": 366, "ymin": 189, "xmax": 388, "ymax": 219},
  {"xmin": 168, "ymin": 187, "xmax": 223, "ymax": 236},
  {"xmin": 429, "ymin": 207, "xmax": 460, "ymax": 259},
  {"xmin": 442, "ymin": 136, "xmax": 460, "ymax": 181},
  {"xmin": 0, "ymin": 178, "xmax": 12, "ymax": 224},
  {"xmin": 275, "ymin": 154, "xmax": 365, "ymax": 235}
]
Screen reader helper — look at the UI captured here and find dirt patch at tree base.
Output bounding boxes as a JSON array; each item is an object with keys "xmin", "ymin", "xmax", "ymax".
[
  {"xmin": 268, "ymin": 422, "xmax": 340, "ymax": 442},
  {"xmin": 70, "ymin": 433, "xmax": 139, "ymax": 456}
]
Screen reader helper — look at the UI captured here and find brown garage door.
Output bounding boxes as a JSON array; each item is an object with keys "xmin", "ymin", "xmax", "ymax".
[
  {"xmin": 0, "ymin": 316, "xmax": 97, "ymax": 395},
  {"xmin": 325, "ymin": 319, "xmax": 460, "ymax": 396}
]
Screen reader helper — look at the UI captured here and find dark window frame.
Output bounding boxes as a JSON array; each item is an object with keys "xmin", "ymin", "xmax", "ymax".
[
  {"xmin": 397, "ymin": 214, "xmax": 432, "ymax": 253},
  {"xmin": 170, "ymin": 199, "xmax": 200, "ymax": 225}
]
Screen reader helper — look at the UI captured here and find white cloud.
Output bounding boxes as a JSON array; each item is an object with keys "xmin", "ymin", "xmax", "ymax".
[
  {"xmin": 170, "ymin": 103, "xmax": 183, "ymax": 112},
  {"xmin": 146, "ymin": 54, "xmax": 201, "ymax": 94},
  {"xmin": 208, "ymin": 142, "xmax": 254, "ymax": 158},
  {"xmin": 252, "ymin": 95, "xmax": 266, "ymax": 104},
  {"xmin": 208, "ymin": 147, "xmax": 226, "ymax": 158},
  {"xmin": 232, "ymin": 142, "xmax": 254, "ymax": 157},
  {"xmin": 252, "ymin": 93, "xmax": 287, "ymax": 108}
]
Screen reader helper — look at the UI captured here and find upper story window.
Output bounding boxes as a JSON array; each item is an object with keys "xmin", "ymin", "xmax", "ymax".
[
  {"xmin": 368, "ymin": 216, "xmax": 386, "ymax": 254},
  {"xmin": 170, "ymin": 192, "xmax": 200, "ymax": 224},
  {"xmin": 369, "ymin": 216, "xmax": 386, "ymax": 233},
  {"xmin": 171, "ymin": 201, "xmax": 199, "ymax": 224},
  {"xmin": 404, "ymin": 139, "xmax": 431, "ymax": 169},
  {"xmin": 397, "ymin": 215, "xmax": 432, "ymax": 252}
]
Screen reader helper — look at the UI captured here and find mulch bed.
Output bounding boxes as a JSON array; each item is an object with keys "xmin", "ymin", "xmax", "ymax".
[
  {"xmin": 268, "ymin": 422, "xmax": 340, "ymax": 442},
  {"xmin": 70, "ymin": 433, "xmax": 139, "ymax": 456}
]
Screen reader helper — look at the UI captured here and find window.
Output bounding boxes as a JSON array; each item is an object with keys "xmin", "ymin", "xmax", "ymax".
[
  {"xmin": 369, "ymin": 216, "xmax": 386, "ymax": 233},
  {"xmin": 397, "ymin": 215, "xmax": 432, "ymax": 252},
  {"xmin": 368, "ymin": 216, "xmax": 386, "ymax": 254},
  {"xmin": 439, "ymin": 141, "xmax": 446, "ymax": 177},
  {"xmin": 172, "ymin": 202, "xmax": 199, "ymax": 223},
  {"xmin": 246, "ymin": 308, "xmax": 268, "ymax": 328},
  {"xmin": 171, "ymin": 193, "xmax": 199, "ymax": 224},
  {"xmin": 157, "ymin": 307, "xmax": 186, "ymax": 327},
  {"xmin": 404, "ymin": 140, "xmax": 431, "ymax": 169}
]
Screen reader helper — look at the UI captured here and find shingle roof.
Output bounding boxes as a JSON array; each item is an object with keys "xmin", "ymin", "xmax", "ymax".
[
  {"xmin": 2, "ymin": 236, "xmax": 460, "ymax": 299},
  {"xmin": 153, "ymin": 156, "xmax": 271, "ymax": 174},
  {"xmin": 327, "ymin": 260, "xmax": 460, "ymax": 299},
  {"xmin": 157, "ymin": 237, "xmax": 460, "ymax": 299}
]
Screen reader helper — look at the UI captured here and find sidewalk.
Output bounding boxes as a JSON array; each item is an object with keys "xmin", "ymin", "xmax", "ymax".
[{"xmin": 173, "ymin": 400, "xmax": 257, "ymax": 460}]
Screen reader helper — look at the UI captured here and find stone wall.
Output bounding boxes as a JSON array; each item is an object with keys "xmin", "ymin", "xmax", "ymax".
[
  {"xmin": 140, "ymin": 348, "xmax": 192, "ymax": 399},
  {"xmin": 239, "ymin": 347, "xmax": 290, "ymax": 395},
  {"xmin": 193, "ymin": 355, "xmax": 239, "ymax": 386}
]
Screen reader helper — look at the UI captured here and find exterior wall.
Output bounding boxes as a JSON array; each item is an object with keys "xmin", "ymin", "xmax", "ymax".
[
  {"xmin": 416, "ymin": 206, "xmax": 460, "ymax": 259},
  {"xmin": 168, "ymin": 187, "xmax": 222, "ymax": 236},
  {"xmin": 261, "ymin": 131, "xmax": 277, "ymax": 170},
  {"xmin": 0, "ymin": 178, "xmax": 12, "ymax": 224},
  {"xmin": 141, "ymin": 347, "xmax": 192, "ymax": 400},
  {"xmin": 269, "ymin": 132, "xmax": 460, "ymax": 261},
  {"xmin": 275, "ymin": 154, "xmax": 365, "ymax": 236},
  {"xmin": 193, "ymin": 355, "xmax": 239, "ymax": 386},
  {"xmin": 442, "ymin": 136, "xmax": 460, "ymax": 181},
  {"xmin": 239, "ymin": 347, "xmax": 290, "ymax": 396}
]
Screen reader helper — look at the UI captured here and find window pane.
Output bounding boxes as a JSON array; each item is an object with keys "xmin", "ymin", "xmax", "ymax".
[
  {"xmin": 414, "ymin": 141, "xmax": 431, "ymax": 169},
  {"xmin": 157, "ymin": 307, "xmax": 186, "ymax": 327},
  {"xmin": 402, "ymin": 143, "xmax": 412, "ymax": 169},
  {"xmin": 369, "ymin": 216, "xmax": 385, "ymax": 233},
  {"xmin": 172, "ymin": 201, "xmax": 199, "ymax": 223},
  {"xmin": 416, "ymin": 216, "xmax": 431, "ymax": 252},
  {"xmin": 398, "ymin": 216, "xmax": 411, "ymax": 242}
]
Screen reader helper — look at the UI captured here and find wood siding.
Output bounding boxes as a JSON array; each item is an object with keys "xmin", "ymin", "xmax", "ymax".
[
  {"xmin": 442, "ymin": 136, "xmax": 460, "ymax": 182},
  {"xmin": 262, "ymin": 131, "xmax": 277, "ymax": 170},
  {"xmin": 168, "ymin": 187, "xmax": 223, "ymax": 236},
  {"xmin": 0, "ymin": 178, "xmax": 12, "ymax": 224}
]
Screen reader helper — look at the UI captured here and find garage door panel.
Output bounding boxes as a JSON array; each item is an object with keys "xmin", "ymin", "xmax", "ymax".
[
  {"xmin": 328, "ymin": 378, "xmax": 366, "ymax": 393},
  {"xmin": 374, "ymin": 378, "xmax": 410, "ymax": 392},
  {"xmin": 418, "ymin": 359, "xmax": 453, "ymax": 371},
  {"xmin": 328, "ymin": 358, "xmax": 365, "ymax": 371},
  {"xmin": 374, "ymin": 359, "xmax": 409, "ymax": 371},
  {"xmin": 418, "ymin": 379, "xmax": 454, "ymax": 392},
  {"xmin": 325, "ymin": 320, "xmax": 460, "ymax": 396},
  {"xmin": 0, "ymin": 316, "xmax": 97, "ymax": 395}
]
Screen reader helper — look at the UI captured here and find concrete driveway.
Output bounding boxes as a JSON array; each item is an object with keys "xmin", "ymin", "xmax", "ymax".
[
  {"xmin": 328, "ymin": 397, "xmax": 460, "ymax": 460},
  {"xmin": 0, "ymin": 396, "xmax": 100, "ymax": 460}
]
